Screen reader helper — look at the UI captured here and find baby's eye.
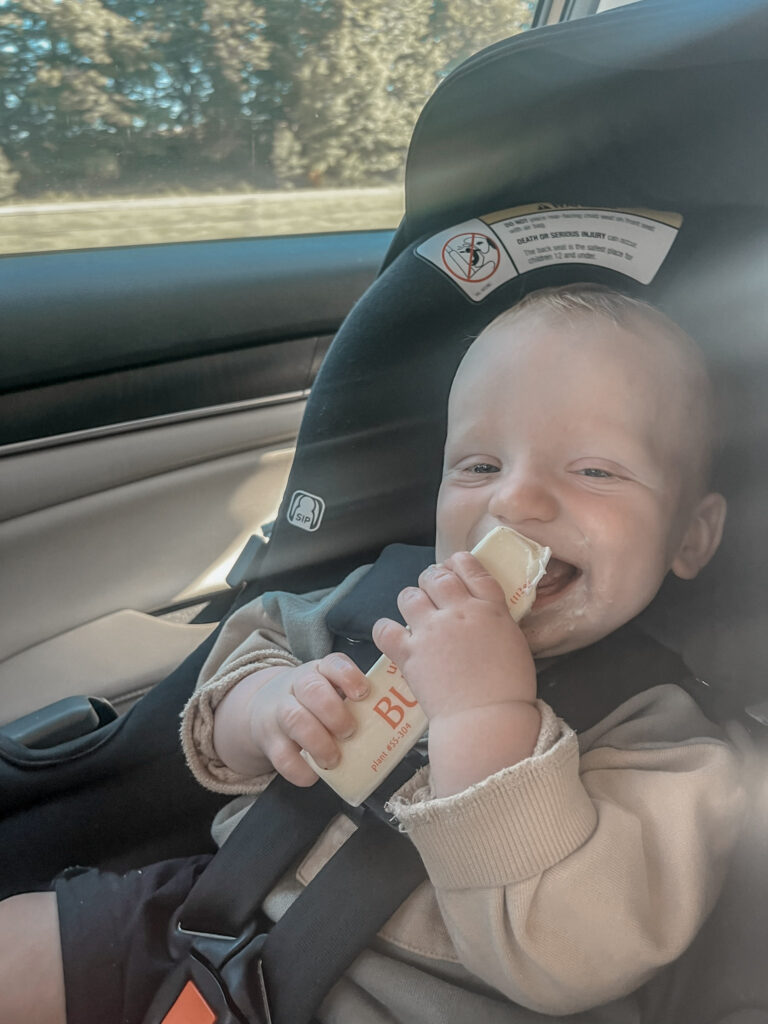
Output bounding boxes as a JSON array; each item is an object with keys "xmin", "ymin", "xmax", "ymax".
[
  {"xmin": 468, "ymin": 463, "xmax": 500, "ymax": 475},
  {"xmin": 578, "ymin": 467, "xmax": 614, "ymax": 479}
]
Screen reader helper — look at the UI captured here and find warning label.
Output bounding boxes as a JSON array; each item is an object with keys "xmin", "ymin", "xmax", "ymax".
[
  {"xmin": 416, "ymin": 218, "xmax": 518, "ymax": 301},
  {"xmin": 487, "ymin": 206, "xmax": 681, "ymax": 286},
  {"xmin": 416, "ymin": 205, "xmax": 682, "ymax": 300},
  {"xmin": 442, "ymin": 231, "xmax": 501, "ymax": 282}
]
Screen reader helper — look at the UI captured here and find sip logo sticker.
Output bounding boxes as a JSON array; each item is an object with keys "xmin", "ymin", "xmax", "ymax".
[{"xmin": 287, "ymin": 490, "xmax": 325, "ymax": 532}]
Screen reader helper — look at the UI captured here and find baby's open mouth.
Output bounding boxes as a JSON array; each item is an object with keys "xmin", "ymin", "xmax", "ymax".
[{"xmin": 533, "ymin": 557, "xmax": 580, "ymax": 605}]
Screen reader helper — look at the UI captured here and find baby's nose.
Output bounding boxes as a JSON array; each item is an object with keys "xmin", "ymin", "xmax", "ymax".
[{"xmin": 488, "ymin": 472, "xmax": 559, "ymax": 525}]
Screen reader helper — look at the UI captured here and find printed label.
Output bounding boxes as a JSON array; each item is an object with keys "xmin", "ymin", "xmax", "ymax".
[
  {"xmin": 287, "ymin": 490, "xmax": 325, "ymax": 532},
  {"xmin": 302, "ymin": 657, "xmax": 428, "ymax": 806},
  {"xmin": 416, "ymin": 218, "xmax": 519, "ymax": 302},
  {"xmin": 488, "ymin": 205, "xmax": 681, "ymax": 285},
  {"xmin": 416, "ymin": 205, "xmax": 682, "ymax": 299}
]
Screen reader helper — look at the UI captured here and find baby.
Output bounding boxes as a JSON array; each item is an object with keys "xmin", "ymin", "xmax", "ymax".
[{"xmin": 0, "ymin": 284, "xmax": 746, "ymax": 1024}]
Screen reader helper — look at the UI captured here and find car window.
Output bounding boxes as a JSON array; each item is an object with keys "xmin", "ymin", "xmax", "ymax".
[
  {"xmin": 596, "ymin": 0, "xmax": 640, "ymax": 11},
  {"xmin": 535, "ymin": 0, "xmax": 639, "ymax": 25},
  {"xmin": 0, "ymin": 0, "xmax": 536, "ymax": 256}
]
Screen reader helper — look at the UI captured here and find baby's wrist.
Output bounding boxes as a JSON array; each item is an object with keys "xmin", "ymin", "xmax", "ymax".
[
  {"xmin": 212, "ymin": 665, "xmax": 286, "ymax": 778},
  {"xmin": 427, "ymin": 700, "xmax": 541, "ymax": 798}
]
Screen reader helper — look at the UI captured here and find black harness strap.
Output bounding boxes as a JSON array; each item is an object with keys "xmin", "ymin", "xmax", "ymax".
[
  {"xmin": 258, "ymin": 808, "xmax": 426, "ymax": 1024},
  {"xmin": 178, "ymin": 775, "xmax": 342, "ymax": 938},
  {"xmin": 537, "ymin": 623, "xmax": 702, "ymax": 732}
]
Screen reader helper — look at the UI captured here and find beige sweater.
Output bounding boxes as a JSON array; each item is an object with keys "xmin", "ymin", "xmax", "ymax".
[{"xmin": 181, "ymin": 579, "xmax": 747, "ymax": 1021}]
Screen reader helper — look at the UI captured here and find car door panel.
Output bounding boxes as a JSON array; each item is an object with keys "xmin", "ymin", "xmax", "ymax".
[
  {"xmin": 0, "ymin": 404, "xmax": 300, "ymax": 721},
  {"xmin": 2, "ymin": 398, "xmax": 303, "ymax": 521},
  {"xmin": 2, "ymin": 233, "xmax": 387, "ymax": 396},
  {"xmin": 0, "ymin": 231, "xmax": 391, "ymax": 726},
  {"xmin": 0, "ymin": 611, "xmax": 216, "ymax": 726},
  {"xmin": 2, "ymin": 335, "xmax": 324, "ymax": 448}
]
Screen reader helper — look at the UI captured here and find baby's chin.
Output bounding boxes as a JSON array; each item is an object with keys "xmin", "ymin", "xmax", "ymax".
[{"xmin": 521, "ymin": 605, "xmax": 615, "ymax": 659}]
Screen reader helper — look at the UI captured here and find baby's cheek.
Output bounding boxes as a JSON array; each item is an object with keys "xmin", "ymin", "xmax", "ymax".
[{"xmin": 598, "ymin": 558, "xmax": 663, "ymax": 623}]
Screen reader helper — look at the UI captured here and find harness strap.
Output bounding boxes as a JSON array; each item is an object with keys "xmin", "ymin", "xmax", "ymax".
[
  {"xmin": 178, "ymin": 774, "xmax": 341, "ymax": 939},
  {"xmin": 258, "ymin": 809, "xmax": 426, "ymax": 1024}
]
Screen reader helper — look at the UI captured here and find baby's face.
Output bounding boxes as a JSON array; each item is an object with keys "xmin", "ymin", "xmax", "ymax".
[{"xmin": 435, "ymin": 310, "xmax": 719, "ymax": 657}]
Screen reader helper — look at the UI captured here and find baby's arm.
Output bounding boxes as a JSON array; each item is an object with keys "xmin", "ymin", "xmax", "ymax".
[
  {"xmin": 375, "ymin": 558, "xmax": 746, "ymax": 1011},
  {"xmin": 373, "ymin": 552, "xmax": 540, "ymax": 796},
  {"xmin": 388, "ymin": 687, "xmax": 746, "ymax": 1014}
]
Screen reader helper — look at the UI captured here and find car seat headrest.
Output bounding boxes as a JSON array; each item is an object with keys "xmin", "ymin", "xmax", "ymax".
[
  {"xmin": 389, "ymin": 0, "xmax": 768, "ymax": 263},
  {"xmin": 257, "ymin": 0, "xmax": 768, "ymax": 702}
]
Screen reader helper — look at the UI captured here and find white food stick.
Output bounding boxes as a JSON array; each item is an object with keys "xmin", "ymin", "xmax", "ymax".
[{"xmin": 302, "ymin": 526, "xmax": 551, "ymax": 806}]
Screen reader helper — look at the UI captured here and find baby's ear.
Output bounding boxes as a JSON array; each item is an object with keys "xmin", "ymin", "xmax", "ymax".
[{"xmin": 671, "ymin": 492, "xmax": 727, "ymax": 580}]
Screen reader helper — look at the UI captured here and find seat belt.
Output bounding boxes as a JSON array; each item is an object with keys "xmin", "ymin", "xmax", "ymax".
[
  {"xmin": 257, "ymin": 803, "xmax": 426, "ymax": 1024},
  {"xmin": 174, "ymin": 774, "xmax": 342, "ymax": 940}
]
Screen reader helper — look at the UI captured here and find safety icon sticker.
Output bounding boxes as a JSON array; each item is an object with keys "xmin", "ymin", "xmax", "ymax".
[
  {"xmin": 416, "ymin": 218, "xmax": 518, "ymax": 302},
  {"xmin": 287, "ymin": 490, "xmax": 325, "ymax": 532},
  {"xmin": 442, "ymin": 231, "xmax": 501, "ymax": 282}
]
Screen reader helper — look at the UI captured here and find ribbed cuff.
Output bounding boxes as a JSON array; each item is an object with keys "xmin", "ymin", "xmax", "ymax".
[
  {"xmin": 387, "ymin": 706, "xmax": 597, "ymax": 889},
  {"xmin": 180, "ymin": 648, "xmax": 300, "ymax": 794}
]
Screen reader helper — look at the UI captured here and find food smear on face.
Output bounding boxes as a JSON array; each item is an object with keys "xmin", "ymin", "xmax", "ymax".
[{"xmin": 301, "ymin": 526, "xmax": 551, "ymax": 806}]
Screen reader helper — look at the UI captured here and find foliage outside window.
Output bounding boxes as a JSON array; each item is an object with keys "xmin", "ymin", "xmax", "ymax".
[{"xmin": 0, "ymin": 0, "xmax": 535, "ymax": 253}]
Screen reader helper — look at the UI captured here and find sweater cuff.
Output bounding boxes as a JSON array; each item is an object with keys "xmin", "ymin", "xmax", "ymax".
[
  {"xmin": 180, "ymin": 648, "xmax": 300, "ymax": 794},
  {"xmin": 387, "ymin": 703, "xmax": 597, "ymax": 889}
]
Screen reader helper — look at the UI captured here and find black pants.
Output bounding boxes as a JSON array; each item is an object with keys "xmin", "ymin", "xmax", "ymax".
[{"xmin": 55, "ymin": 854, "xmax": 212, "ymax": 1024}]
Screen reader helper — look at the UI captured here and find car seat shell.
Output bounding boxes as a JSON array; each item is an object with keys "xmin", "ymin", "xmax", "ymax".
[{"xmin": 1, "ymin": 0, "xmax": 767, "ymax": 892}]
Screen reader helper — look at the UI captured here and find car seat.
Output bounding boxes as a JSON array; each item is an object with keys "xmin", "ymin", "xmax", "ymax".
[{"xmin": 1, "ymin": 0, "xmax": 767, "ymax": 946}]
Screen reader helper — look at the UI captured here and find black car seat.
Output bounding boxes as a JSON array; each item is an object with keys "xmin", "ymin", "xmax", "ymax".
[{"xmin": 1, "ymin": 0, "xmax": 767, "ymax": 959}]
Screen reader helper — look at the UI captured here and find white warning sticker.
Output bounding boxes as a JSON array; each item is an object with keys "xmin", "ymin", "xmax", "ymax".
[
  {"xmin": 487, "ymin": 205, "xmax": 681, "ymax": 285},
  {"xmin": 416, "ymin": 205, "xmax": 682, "ymax": 299},
  {"xmin": 416, "ymin": 218, "xmax": 518, "ymax": 302}
]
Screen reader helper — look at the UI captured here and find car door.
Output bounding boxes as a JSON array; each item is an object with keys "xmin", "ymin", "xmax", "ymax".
[{"xmin": 0, "ymin": 232, "xmax": 388, "ymax": 730}]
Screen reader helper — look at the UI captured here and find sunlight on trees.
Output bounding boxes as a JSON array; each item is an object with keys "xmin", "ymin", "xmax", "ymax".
[{"xmin": 0, "ymin": 0, "xmax": 534, "ymax": 203}]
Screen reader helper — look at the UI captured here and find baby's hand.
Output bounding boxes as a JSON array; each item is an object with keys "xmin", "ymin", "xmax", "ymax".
[
  {"xmin": 245, "ymin": 656, "xmax": 370, "ymax": 786},
  {"xmin": 372, "ymin": 553, "xmax": 539, "ymax": 796},
  {"xmin": 373, "ymin": 552, "xmax": 536, "ymax": 721}
]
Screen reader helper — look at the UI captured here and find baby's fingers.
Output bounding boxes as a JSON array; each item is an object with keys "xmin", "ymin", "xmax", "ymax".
[
  {"xmin": 444, "ymin": 551, "xmax": 506, "ymax": 604},
  {"xmin": 295, "ymin": 658, "xmax": 362, "ymax": 740},
  {"xmin": 271, "ymin": 696, "xmax": 342, "ymax": 777},
  {"xmin": 372, "ymin": 617, "xmax": 410, "ymax": 664},
  {"xmin": 414, "ymin": 563, "xmax": 469, "ymax": 609},
  {"xmin": 316, "ymin": 654, "xmax": 370, "ymax": 702},
  {"xmin": 265, "ymin": 734, "xmax": 321, "ymax": 788}
]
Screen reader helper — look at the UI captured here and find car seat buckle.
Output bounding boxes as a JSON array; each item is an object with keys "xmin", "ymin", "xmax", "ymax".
[
  {"xmin": 160, "ymin": 980, "xmax": 217, "ymax": 1024},
  {"xmin": 143, "ymin": 933, "xmax": 272, "ymax": 1024},
  {"xmin": 176, "ymin": 922, "xmax": 237, "ymax": 943},
  {"xmin": 226, "ymin": 533, "xmax": 268, "ymax": 587}
]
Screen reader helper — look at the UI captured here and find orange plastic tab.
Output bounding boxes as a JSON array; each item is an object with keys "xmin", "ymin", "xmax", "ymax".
[{"xmin": 161, "ymin": 980, "xmax": 217, "ymax": 1024}]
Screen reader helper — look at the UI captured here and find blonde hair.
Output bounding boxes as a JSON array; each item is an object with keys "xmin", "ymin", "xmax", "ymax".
[{"xmin": 495, "ymin": 282, "xmax": 693, "ymax": 341}]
